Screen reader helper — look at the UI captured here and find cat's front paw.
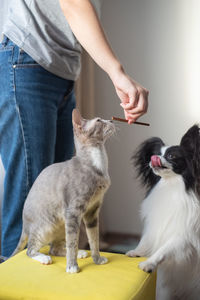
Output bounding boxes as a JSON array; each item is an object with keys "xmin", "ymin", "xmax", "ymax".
[
  {"xmin": 139, "ymin": 260, "xmax": 157, "ymax": 273},
  {"xmin": 77, "ymin": 250, "xmax": 88, "ymax": 259},
  {"xmin": 93, "ymin": 255, "xmax": 108, "ymax": 265},
  {"xmin": 31, "ymin": 254, "xmax": 52, "ymax": 265},
  {"xmin": 66, "ymin": 264, "xmax": 80, "ymax": 274},
  {"xmin": 126, "ymin": 249, "xmax": 141, "ymax": 257}
]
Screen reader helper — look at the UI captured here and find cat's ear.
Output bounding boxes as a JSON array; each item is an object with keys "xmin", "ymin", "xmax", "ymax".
[{"xmin": 72, "ymin": 109, "xmax": 83, "ymax": 129}]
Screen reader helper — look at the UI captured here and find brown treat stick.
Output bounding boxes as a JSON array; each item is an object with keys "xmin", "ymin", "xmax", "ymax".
[{"xmin": 112, "ymin": 116, "xmax": 150, "ymax": 126}]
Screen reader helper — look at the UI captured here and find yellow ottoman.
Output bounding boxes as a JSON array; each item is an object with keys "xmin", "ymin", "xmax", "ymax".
[{"xmin": 0, "ymin": 248, "xmax": 156, "ymax": 300}]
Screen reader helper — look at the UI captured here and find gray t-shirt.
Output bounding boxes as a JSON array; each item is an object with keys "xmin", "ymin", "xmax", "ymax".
[{"xmin": 3, "ymin": 0, "xmax": 102, "ymax": 80}]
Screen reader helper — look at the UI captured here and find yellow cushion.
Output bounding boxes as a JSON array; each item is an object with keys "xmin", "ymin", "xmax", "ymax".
[{"xmin": 0, "ymin": 247, "xmax": 156, "ymax": 300}]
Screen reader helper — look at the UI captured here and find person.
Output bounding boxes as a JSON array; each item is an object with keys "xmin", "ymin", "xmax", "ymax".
[{"xmin": 0, "ymin": 0, "xmax": 149, "ymax": 257}]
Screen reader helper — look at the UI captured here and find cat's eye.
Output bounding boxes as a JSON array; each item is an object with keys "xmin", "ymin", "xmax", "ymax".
[{"xmin": 96, "ymin": 118, "xmax": 101, "ymax": 122}]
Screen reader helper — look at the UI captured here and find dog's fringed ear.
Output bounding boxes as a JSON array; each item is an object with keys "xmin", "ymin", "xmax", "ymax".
[
  {"xmin": 180, "ymin": 124, "xmax": 200, "ymax": 197},
  {"xmin": 180, "ymin": 124, "xmax": 200, "ymax": 159},
  {"xmin": 132, "ymin": 137, "xmax": 165, "ymax": 195}
]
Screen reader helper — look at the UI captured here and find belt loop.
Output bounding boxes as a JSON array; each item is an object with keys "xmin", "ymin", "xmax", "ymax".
[{"xmin": 1, "ymin": 34, "xmax": 9, "ymax": 46}]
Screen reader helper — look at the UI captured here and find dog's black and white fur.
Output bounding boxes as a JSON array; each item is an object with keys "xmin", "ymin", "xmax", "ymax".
[{"xmin": 126, "ymin": 125, "xmax": 200, "ymax": 300}]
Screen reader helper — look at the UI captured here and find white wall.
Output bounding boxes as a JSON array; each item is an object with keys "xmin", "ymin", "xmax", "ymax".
[{"xmin": 95, "ymin": 0, "xmax": 200, "ymax": 235}]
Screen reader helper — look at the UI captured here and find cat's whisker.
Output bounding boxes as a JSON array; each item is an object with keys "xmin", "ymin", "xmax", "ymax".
[
  {"xmin": 113, "ymin": 125, "xmax": 120, "ymax": 134},
  {"xmin": 111, "ymin": 127, "xmax": 120, "ymax": 141},
  {"xmin": 112, "ymin": 133, "xmax": 120, "ymax": 142}
]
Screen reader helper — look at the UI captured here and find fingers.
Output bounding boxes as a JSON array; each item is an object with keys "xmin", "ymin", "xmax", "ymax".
[
  {"xmin": 112, "ymin": 70, "xmax": 149, "ymax": 123},
  {"xmin": 122, "ymin": 89, "xmax": 149, "ymax": 123},
  {"xmin": 123, "ymin": 87, "xmax": 139, "ymax": 109},
  {"xmin": 116, "ymin": 89, "xmax": 129, "ymax": 104}
]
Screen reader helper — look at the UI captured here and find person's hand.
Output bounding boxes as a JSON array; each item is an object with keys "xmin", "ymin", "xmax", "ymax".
[{"xmin": 110, "ymin": 65, "xmax": 149, "ymax": 124}]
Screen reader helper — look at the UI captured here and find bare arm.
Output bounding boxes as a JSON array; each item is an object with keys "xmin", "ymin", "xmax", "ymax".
[{"xmin": 59, "ymin": 0, "xmax": 149, "ymax": 123}]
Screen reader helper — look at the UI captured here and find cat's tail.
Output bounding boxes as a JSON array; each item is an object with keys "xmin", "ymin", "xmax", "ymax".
[
  {"xmin": 11, "ymin": 227, "xmax": 28, "ymax": 257},
  {"xmin": 0, "ymin": 255, "xmax": 8, "ymax": 262}
]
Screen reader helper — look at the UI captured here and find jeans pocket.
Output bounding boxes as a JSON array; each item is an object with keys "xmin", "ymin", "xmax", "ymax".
[
  {"xmin": 0, "ymin": 42, "xmax": 13, "ymax": 52},
  {"xmin": 0, "ymin": 44, "xmax": 13, "ymax": 52},
  {"xmin": 15, "ymin": 48, "xmax": 42, "ymax": 68}
]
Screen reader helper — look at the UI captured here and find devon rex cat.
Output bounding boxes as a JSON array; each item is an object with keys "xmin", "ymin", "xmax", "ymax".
[{"xmin": 12, "ymin": 109, "xmax": 115, "ymax": 273}]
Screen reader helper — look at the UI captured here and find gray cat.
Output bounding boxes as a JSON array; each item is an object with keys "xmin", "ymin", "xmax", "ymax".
[{"xmin": 12, "ymin": 109, "xmax": 115, "ymax": 273}]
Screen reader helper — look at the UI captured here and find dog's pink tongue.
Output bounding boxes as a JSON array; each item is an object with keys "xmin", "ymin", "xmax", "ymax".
[{"xmin": 151, "ymin": 155, "xmax": 161, "ymax": 167}]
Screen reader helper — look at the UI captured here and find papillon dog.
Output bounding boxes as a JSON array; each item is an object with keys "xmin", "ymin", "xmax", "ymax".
[{"xmin": 126, "ymin": 125, "xmax": 200, "ymax": 300}]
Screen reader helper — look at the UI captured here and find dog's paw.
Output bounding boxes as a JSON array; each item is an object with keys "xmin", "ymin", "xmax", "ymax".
[
  {"xmin": 126, "ymin": 249, "xmax": 141, "ymax": 257},
  {"xmin": 77, "ymin": 250, "xmax": 88, "ymax": 259},
  {"xmin": 66, "ymin": 264, "xmax": 80, "ymax": 274},
  {"xmin": 139, "ymin": 260, "xmax": 157, "ymax": 273},
  {"xmin": 93, "ymin": 256, "xmax": 108, "ymax": 265}
]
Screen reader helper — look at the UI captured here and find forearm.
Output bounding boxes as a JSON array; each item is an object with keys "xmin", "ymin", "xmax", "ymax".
[
  {"xmin": 59, "ymin": 0, "xmax": 122, "ymax": 79},
  {"xmin": 59, "ymin": 0, "xmax": 149, "ymax": 122}
]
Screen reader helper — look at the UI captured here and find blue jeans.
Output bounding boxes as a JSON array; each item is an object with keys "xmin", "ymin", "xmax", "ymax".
[{"xmin": 0, "ymin": 36, "xmax": 76, "ymax": 257}]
